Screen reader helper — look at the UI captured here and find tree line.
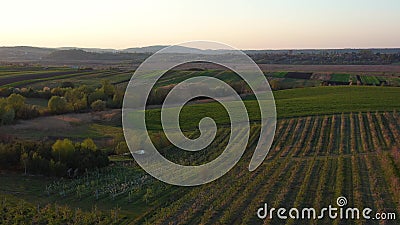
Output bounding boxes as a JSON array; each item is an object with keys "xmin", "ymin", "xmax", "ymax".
[
  {"xmin": 0, "ymin": 80, "xmax": 124, "ymax": 125},
  {"xmin": 0, "ymin": 93, "xmax": 39, "ymax": 125},
  {"xmin": 0, "ymin": 138, "xmax": 109, "ymax": 177}
]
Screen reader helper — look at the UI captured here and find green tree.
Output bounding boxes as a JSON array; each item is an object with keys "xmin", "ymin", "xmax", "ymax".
[
  {"xmin": 7, "ymin": 93, "xmax": 25, "ymax": 112},
  {"xmin": 81, "ymin": 138, "xmax": 97, "ymax": 151},
  {"xmin": 110, "ymin": 89, "xmax": 124, "ymax": 108},
  {"xmin": 269, "ymin": 79, "xmax": 281, "ymax": 90},
  {"xmin": 65, "ymin": 89, "xmax": 87, "ymax": 111},
  {"xmin": 91, "ymin": 100, "xmax": 106, "ymax": 111},
  {"xmin": 88, "ymin": 90, "xmax": 107, "ymax": 105},
  {"xmin": 76, "ymin": 85, "xmax": 94, "ymax": 95},
  {"xmin": 51, "ymin": 139, "xmax": 75, "ymax": 163},
  {"xmin": 0, "ymin": 107, "xmax": 15, "ymax": 125},
  {"xmin": 49, "ymin": 159, "xmax": 67, "ymax": 177},
  {"xmin": 20, "ymin": 152, "xmax": 29, "ymax": 175},
  {"xmin": 60, "ymin": 81, "xmax": 74, "ymax": 88},
  {"xmin": 48, "ymin": 96, "xmax": 69, "ymax": 114},
  {"xmin": 100, "ymin": 80, "xmax": 115, "ymax": 97},
  {"xmin": 50, "ymin": 87, "xmax": 69, "ymax": 96},
  {"xmin": 16, "ymin": 104, "xmax": 39, "ymax": 120}
]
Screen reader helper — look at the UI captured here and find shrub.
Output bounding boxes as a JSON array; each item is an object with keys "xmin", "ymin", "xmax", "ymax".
[
  {"xmin": 0, "ymin": 107, "xmax": 15, "ymax": 125},
  {"xmin": 100, "ymin": 80, "xmax": 115, "ymax": 97},
  {"xmin": 91, "ymin": 100, "xmax": 106, "ymax": 111},
  {"xmin": 7, "ymin": 93, "xmax": 25, "ymax": 112},
  {"xmin": 52, "ymin": 139, "xmax": 75, "ymax": 164},
  {"xmin": 115, "ymin": 141, "xmax": 129, "ymax": 155},
  {"xmin": 65, "ymin": 88, "xmax": 88, "ymax": 111},
  {"xmin": 16, "ymin": 104, "xmax": 40, "ymax": 120},
  {"xmin": 0, "ymin": 99, "xmax": 15, "ymax": 125},
  {"xmin": 269, "ymin": 79, "xmax": 282, "ymax": 90},
  {"xmin": 60, "ymin": 81, "xmax": 75, "ymax": 88},
  {"xmin": 81, "ymin": 138, "xmax": 97, "ymax": 151},
  {"xmin": 0, "ymin": 143, "xmax": 20, "ymax": 168},
  {"xmin": 111, "ymin": 90, "xmax": 124, "ymax": 108},
  {"xmin": 48, "ymin": 96, "xmax": 69, "ymax": 114},
  {"xmin": 0, "ymin": 88, "xmax": 12, "ymax": 97},
  {"xmin": 88, "ymin": 90, "xmax": 107, "ymax": 104},
  {"xmin": 51, "ymin": 87, "xmax": 70, "ymax": 96}
]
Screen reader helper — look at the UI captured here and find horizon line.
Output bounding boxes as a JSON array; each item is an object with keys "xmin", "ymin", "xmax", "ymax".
[{"xmin": 1, "ymin": 45, "xmax": 400, "ymax": 51}]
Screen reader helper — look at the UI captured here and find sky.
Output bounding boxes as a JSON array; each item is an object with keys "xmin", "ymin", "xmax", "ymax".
[{"xmin": 1, "ymin": 0, "xmax": 399, "ymax": 50}]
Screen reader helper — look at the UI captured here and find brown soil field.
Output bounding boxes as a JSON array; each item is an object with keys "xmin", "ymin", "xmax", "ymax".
[{"xmin": 0, "ymin": 109, "xmax": 121, "ymax": 138}]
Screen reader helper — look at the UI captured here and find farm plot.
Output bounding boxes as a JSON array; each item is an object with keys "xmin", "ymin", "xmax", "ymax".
[
  {"xmin": 267, "ymin": 71, "xmax": 288, "ymax": 78},
  {"xmin": 284, "ymin": 72, "xmax": 313, "ymax": 79},
  {"xmin": 141, "ymin": 111, "xmax": 400, "ymax": 224},
  {"xmin": 360, "ymin": 75, "xmax": 381, "ymax": 85},
  {"xmin": 329, "ymin": 73, "xmax": 351, "ymax": 84},
  {"xmin": 25, "ymin": 71, "xmax": 132, "ymax": 89},
  {"xmin": 0, "ymin": 69, "xmax": 88, "ymax": 87},
  {"xmin": 26, "ymin": 111, "xmax": 399, "ymax": 224}
]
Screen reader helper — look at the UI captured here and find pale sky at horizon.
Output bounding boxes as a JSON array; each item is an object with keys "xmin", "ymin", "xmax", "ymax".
[{"xmin": 1, "ymin": 0, "xmax": 399, "ymax": 50}]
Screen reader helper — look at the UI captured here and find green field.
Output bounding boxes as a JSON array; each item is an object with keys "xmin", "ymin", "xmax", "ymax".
[
  {"xmin": 1, "ymin": 111, "xmax": 399, "ymax": 224},
  {"xmin": 360, "ymin": 75, "xmax": 381, "ymax": 85},
  {"xmin": 144, "ymin": 86, "xmax": 400, "ymax": 130},
  {"xmin": 1, "ymin": 67, "xmax": 400, "ymax": 224},
  {"xmin": 330, "ymin": 73, "xmax": 351, "ymax": 83}
]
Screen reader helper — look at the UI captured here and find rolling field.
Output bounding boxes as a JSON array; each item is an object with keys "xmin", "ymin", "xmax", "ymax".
[
  {"xmin": 4, "ymin": 86, "xmax": 399, "ymax": 138},
  {"xmin": 0, "ymin": 69, "xmax": 92, "ymax": 87},
  {"xmin": 0, "ymin": 67, "xmax": 134, "ymax": 88},
  {"xmin": 1, "ymin": 112, "xmax": 399, "ymax": 224},
  {"xmin": 1, "ymin": 67, "xmax": 400, "ymax": 224},
  {"xmin": 145, "ymin": 86, "xmax": 400, "ymax": 130},
  {"xmin": 1, "ymin": 66, "xmax": 399, "ymax": 92}
]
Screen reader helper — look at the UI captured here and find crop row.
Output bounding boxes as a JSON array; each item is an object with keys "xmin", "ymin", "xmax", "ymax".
[
  {"xmin": 360, "ymin": 75, "xmax": 381, "ymax": 85},
  {"xmin": 44, "ymin": 112, "xmax": 400, "ymax": 224},
  {"xmin": 144, "ymin": 112, "xmax": 399, "ymax": 224}
]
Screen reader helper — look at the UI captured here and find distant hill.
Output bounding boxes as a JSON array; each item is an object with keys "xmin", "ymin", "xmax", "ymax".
[
  {"xmin": 122, "ymin": 45, "xmax": 236, "ymax": 54},
  {"xmin": 1, "ymin": 46, "xmax": 400, "ymax": 65},
  {"xmin": 57, "ymin": 47, "xmax": 118, "ymax": 53},
  {"xmin": 45, "ymin": 49, "xmax": 149, "ymax": 62},
  {"xmin": 123, "ymin": 45, "xmax": 168, "ymax": 53},
  {"xmin": 0, "ymin": 46, "xmax": 54, "ymax": 61}
]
